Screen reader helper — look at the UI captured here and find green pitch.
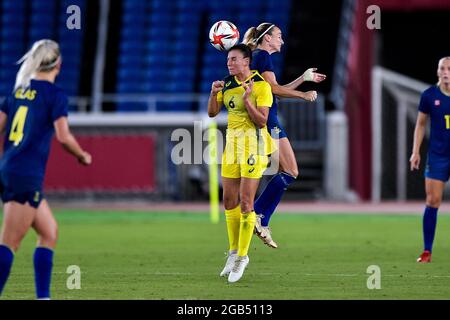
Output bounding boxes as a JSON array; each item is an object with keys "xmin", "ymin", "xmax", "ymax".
[{"xmin": 2, "ymin": 209, "xmax": 450, "ymax": 300}]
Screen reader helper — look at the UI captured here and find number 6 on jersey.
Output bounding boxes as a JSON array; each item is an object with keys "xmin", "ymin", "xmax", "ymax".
[{"xmin": 9, "ymin": 105, "xmax": 28, "ymax": 146}]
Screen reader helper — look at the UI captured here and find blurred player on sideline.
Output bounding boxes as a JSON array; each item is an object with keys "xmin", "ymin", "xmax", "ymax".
[
  {"xmin": 208, "ymin": 44, "xmax": 276, "ymax": 283},
  {"xmin": 0, "ymin": 40, "xmax": 91, "ymax": 298},
  {"xmin": 410, "ymin": 56, "xmax": 450, "ymax": 263},
  {"xmin": 243, "ymin": 23, "xmax": 326, "ymax": 248}
]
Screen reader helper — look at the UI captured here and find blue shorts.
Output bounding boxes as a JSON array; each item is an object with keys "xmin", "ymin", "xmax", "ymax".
[
  {"xmin": 425, "ymin": 154, "xmax": 450, "ymax": 182},
  {"xmin": 0, "ymin": 172, "xmax": 44, "ymax": 209},
  {"xmin": 267, "ymin": 114, "xmax": 287, "ymax": 139}
]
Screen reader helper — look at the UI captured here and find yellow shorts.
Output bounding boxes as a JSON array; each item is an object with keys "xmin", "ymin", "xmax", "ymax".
[{"xmin": 221, "ymin": 143, "xmax": 269, "ymax": 179}]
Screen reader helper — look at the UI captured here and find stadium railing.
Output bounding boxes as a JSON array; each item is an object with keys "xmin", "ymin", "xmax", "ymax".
[{"xmin": 0, "ymin": 93, "xmax": 326, "ymax": 201}]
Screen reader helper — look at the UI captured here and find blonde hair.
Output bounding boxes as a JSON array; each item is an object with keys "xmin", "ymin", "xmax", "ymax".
[
  {"xmin": 438, "ymin": 56, "xmax": 450, "ymax": 66},
  {"xmin": 242, "ymin": 23, "xmax": 275, "ymax": 50},
  {"xmin": 14, "ymin": 39, "xmax": 61, "ymax": 91}
]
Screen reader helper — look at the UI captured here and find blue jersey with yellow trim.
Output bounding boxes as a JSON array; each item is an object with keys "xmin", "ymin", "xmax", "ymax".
[
  {"xmin": 418, "ymin": 85, "xmax": 450, "ymax": 158},
  {"xmin": 0, "ymin": 79, "xmax": 68, "ymax": 180}
]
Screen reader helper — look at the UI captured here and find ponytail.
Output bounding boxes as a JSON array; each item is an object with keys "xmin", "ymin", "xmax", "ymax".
[
  {"xmin": 243, "ymin": 27, "xmax": 258, "ymax": 50},
  {"xmin": 242, "ymin": 23, "xmax": 276, "ymax": 51},
  {"xmin": 14, "ymin": 39, "xmax": 60, "ymax": 91}
]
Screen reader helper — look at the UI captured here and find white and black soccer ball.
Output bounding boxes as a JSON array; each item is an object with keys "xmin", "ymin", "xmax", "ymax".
[{"xmin": 209, "ymin": 20, "xmax": 240, "ymax": 51}]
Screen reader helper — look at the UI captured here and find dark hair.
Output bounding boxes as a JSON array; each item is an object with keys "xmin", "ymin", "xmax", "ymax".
[
  {"xmin": 227, "ymin": 43, "xmax": 252, "ymax": 64},
  {"xmin": 242, "ymin": 23, "xmax": 276, "ymax": 50}
]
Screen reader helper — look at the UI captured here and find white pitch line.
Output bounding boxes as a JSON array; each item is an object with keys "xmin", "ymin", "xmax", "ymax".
[{"xmin": 12, "ymin": 272, "xmax": 450, "ymax": 278}]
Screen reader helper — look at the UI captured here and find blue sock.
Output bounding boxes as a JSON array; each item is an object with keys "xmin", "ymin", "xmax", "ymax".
[
  {"xmin": 34, "ymin": 247, "xmax": 54, "ymax": 299},
  {"xmin": 423, "ymin": 206, "xmax": 438, "ymax": 252},
  {"xmin": 254, "ymin": 172, "xmax": 296, "ymax": 227},
  {"xmin": 0, "ymin": 244, "xmax": 14, "ymax": 296}
]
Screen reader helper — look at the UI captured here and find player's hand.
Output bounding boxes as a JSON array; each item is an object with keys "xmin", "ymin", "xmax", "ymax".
[
  {"xmin": 242, "ymin": 79, "xmax": 254, "ymax": 100},
  {"xmin": 409, "ymin": 153, "xmax": 420, "ymax": 171},
  {"xmin": 303, "ymin": 90, "xmax": 318, "ymax": 102},
  {"xmin": 211, "ymin": 81, "xmax": 224, "ymax": 95},
  {"xmin": 78, "ymin": 151, "xmax": 92, "ymax": 166},
  {"xmin": 302, "ymin": 68, "xmax": 327, "ymax": 83}
]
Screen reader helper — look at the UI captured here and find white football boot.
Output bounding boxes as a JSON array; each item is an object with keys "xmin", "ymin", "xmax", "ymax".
[
  {"xmin": 228, "ymin": 255, "xmax": 249, "ymax": 283},
  {"xmin": 220, "ymin": 251, "xmax": 237, "ymax": 277},
  {"xmin": 254, "ymin": 215, "xmax": 278, "ymax": 248}
]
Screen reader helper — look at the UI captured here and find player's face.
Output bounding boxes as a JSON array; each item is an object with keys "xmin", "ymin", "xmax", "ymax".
[
  {"xmin": 227, "ymin": 51, "xmax": 249, "ymax": 76},
  {"xmin": 437, "ymin": 59, "xmax": 450, "ymax": 85},
  {"xmin": 267, "ymin": 27, "xmax": 284, "ymax": 52}
]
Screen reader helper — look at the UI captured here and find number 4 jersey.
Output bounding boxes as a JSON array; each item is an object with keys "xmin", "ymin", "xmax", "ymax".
[{"xmin": 0, "ymin": 79, "xmax": 68, "ymax": 181}]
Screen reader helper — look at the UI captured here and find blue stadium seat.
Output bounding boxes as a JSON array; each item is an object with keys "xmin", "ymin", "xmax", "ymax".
[
  {"xmin": 113, "ymin": 0, "xmax": 291, "ymax": 111},
  {"xmin": 121, "ymin": 27, "xmax": 148, "ymax": 39},
  {"xmin": 122, "ymin": 0, "xmax": 147, "ymax": 10},
  {"xmin": 116, "ymin": 103, "xmax": 149, "ymax": 112},
  {"xmin": 156, "ymin": 102, "xmax": 194, "ymax": 112}
]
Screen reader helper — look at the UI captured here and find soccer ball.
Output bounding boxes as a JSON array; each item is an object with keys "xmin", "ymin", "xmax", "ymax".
[{"xmin": 209, "ymin": 20, "xmax": 240, "ymax": 51}]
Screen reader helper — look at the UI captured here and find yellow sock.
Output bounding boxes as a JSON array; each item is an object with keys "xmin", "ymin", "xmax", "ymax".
[
  {"xmin": 238, "ymin": 211, "xmax": 256, "ymax": 257},
  {"xmin": 225, "ymin": 205, "xmax": 241, "ymax": 252}
]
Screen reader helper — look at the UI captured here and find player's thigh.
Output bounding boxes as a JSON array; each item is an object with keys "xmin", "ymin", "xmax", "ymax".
[
  {"xmin": 32, "ymin": 199, "xmax": 58, "ymax": 247},
  {"xmin": 278, "ymin": 137, "xmax": 298, "ymax": 177},
  {"xmin": 1, "ymin": 201, "xmax": 37, "ymax": 250},
  {"xmin": 221, "ymin": 141, "xmax": 240, "ymax": 179},
  {"xmin": 425, "ymin": 178, "xmax": 446, "ymax": 206},
  {"xmin": 240, "ymin": 154, "xmax": 266, "ymax": 207}
]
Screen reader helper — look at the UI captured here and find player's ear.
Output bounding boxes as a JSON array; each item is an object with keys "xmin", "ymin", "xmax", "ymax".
[{"xmin": 54, "ymin": 58, "xmax": 62, "ymax": 73}]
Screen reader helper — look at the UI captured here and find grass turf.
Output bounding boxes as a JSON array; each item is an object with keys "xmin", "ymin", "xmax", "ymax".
[{"xmin": 2, "ymin": 210, "xmax": 450, "ymax": 300}]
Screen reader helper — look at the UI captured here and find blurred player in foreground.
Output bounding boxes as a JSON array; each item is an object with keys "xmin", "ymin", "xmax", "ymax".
[
  {"xmin": 243, "ymin": 23, "xmax": 326, "ymax": 248},
  {"xmin": 0, "ymin": 40, "xmax": 91, "ymax": 298},
  {"xmin": 208, "ymin": 44, "xmax": 275, "ymax": 283},
  {"xmin": 410, "ymin": 56, "xmax": 450, "ymax": 263}
]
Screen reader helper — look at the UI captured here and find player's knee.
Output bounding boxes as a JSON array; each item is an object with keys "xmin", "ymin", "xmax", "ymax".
[
  {"xmin": 287, "ymin": 168, "xmax": 299, "ymax": 178},
  {"xmin": 1, "ymin": 233, "xmax": 26, "ymax": 252},
  {"xmin": 223, "ymin": 195, "xmax": 239, "ymax": 210},
  {"xmin": 426, "ymin": 194, "xmax": 442, "ymax": 208},
  {"xmin": 240, "ymin": 197, "xmax": 254, "ymax": 214},
  {"xmin": 4, "ymin": 241, "xmax": 21, "ymax": 252},
  {"xmin": 38, "ymin": 225, "xmax": 58, "ymax": 248},
  {"xmin": 281, "ymin": 164, "xmax": 298, "ymax": 178}
]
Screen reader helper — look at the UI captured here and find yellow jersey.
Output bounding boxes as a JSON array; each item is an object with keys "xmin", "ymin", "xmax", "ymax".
[{"xmin": 216, "ymin": 70, "xmax": 276, "ymax": 155}]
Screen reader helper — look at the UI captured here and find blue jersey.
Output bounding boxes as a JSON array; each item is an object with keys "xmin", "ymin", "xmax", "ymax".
[
  {"xmin": 251, "ymin": 49, "xmax": 277, "ymax": 113},
  {"xmin": 0, "ymin": 80, "xmax": 68, "ymax": 181},
  {"xmin": 419, "ymin": 85, "xmax": 450, "ymax": 157},
  {"xmin": 251, "ymin": 49, "xmax": 287, "ymax": 138}
]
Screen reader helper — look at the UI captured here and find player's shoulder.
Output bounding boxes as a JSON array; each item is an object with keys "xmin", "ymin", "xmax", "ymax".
[
  {"xmin": 251, "ymin": 71, "xmax": 271, "ymax": 91},
  {"xmin": 422, "ymin": 85, "xmax": 439, "ymax": 98},
  {"xmin": 222, "ymin": 75, "xmax": 240, "ymax": 91},
  {"xmin": 250, "ymin": 70, "xmax": 266, "ymax": 82},
  {"xmin": 252, "ymin": 49, "xmax": 270, "ymax": 60},
  {"xmin": 31, "ymin": 79, "xmax": 66, "ymax": 97}
]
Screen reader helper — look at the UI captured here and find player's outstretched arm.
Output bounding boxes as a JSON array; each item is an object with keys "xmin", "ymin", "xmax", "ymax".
[
  {"xmin": 54, "ymin": 117, "xmax": 91, "ymax": 166},
  {"xmin": 284, "ymin": 68, "xmax": 327, "ymax": 90},
  {"xmin": 410, "ymin": 112, "xmax": 427, "ymax": 171},
  {"xmin": 261, "ymin": 71, "xmax": 317, "ymax": 102},
  {"xmin": 208, "ymin": 80, "xmax": 224, "ymax": 117}
]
